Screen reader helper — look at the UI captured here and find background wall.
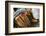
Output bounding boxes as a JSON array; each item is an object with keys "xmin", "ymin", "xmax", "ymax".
[{"xmin": 0, "ymin": 0, "xmax": 46, "ymax": 36}]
